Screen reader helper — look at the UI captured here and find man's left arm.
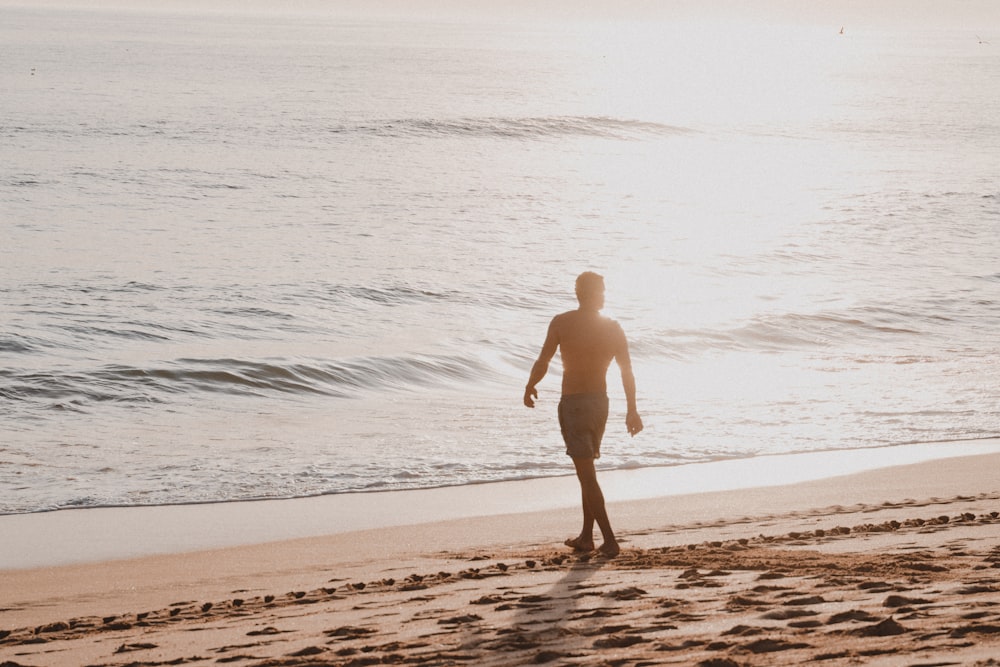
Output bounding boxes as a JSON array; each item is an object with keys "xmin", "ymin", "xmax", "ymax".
[{"xmin": 615, "ymin": 324, "xmax": 643, "ymax": 436}]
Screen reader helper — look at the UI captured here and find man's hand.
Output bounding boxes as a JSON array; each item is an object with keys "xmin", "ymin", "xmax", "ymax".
[
  {"xmin": 523, "ymin": 386, "xmax": 538, "ymax": 408},
  {"xmin": 626, "ymin": 410, "xmax": 643, "ymax": 437}
]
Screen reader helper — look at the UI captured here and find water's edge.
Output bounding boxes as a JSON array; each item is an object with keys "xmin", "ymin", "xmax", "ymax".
[{"xmin": 3, "ymin": 437, "xmax": 998, "ymax": 571}]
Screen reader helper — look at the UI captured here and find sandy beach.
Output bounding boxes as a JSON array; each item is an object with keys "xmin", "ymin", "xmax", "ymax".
[{"xmin": 3, "ymin": 441, "xmax": 1000, "ymax": 666}]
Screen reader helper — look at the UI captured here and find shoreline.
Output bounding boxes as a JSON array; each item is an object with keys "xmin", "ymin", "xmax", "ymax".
[
  {"xmin": 3, "ymin": 437, "xmax": 1000, "ymax": 571},
  {"xmin": 2, "ymin": 443, "xmax": 1000, "ymax": 665}
]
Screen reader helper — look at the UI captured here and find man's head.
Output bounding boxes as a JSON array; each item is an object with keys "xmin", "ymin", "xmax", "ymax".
[{"xmin": 575, "ymin": 271, "xmax": 605, "ymax": 311}]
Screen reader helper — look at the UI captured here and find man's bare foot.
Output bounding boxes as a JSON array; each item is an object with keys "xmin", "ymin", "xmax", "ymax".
[
  {"xmin": 596, "ymin": 541, "xmax": 620, "ymax": 558},
  {"xmin": 564, "ymin": 536, "xmax": 595, "ymax": 552}
]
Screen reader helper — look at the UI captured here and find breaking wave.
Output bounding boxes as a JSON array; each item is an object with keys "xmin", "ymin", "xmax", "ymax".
[{"xmin": 0, "ymin": 354, "xmax": 495, "ymax": 408}]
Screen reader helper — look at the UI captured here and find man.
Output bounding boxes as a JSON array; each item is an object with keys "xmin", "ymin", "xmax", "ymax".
[{"xmin": 524, "ymin": 271, "xmax": 643, "ymax": 557}]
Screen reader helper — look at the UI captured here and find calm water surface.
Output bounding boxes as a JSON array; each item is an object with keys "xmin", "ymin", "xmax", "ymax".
[{"xmin": 2, "ymin": 8, "xmax": 999, "ymax": 513}]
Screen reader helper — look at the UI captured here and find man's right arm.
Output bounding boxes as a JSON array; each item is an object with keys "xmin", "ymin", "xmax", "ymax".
[{"xmin": 524, "ymin": 318, "xmax": 559, "ymax": 408}]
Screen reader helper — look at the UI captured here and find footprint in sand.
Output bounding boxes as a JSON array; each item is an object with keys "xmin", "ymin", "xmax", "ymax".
[
  {"xmin": 883, "ymin": 594, "xmax": 931, "ymax": 608},
  {"xmin": 593, "ymin": 634, "xmax": 646, "ymax": 648},
  {"xmin": 436, "ymin": 614, "xmax": 482, "ymax": 626},
  {"xmin": 114, "ymin": 642, "xmax": 157, "ymax": 653},
  {"xmin": 949, "ymin": 623, "xmax": 1000, "ymax": 639},
  {"xmin": 853, "ymin": 616, "xmax": 907, "ymax": 637},
  {"xmin": 741, "ymin": 637, "xmax": 812, "ymax": 653},
  {"xmin": 603, "ymin": 586, "xmax": 646, "ymax": 601},
  {"xmin": 761, "ymin": 608, "xmax": 817, "ymax": 620},
  {"xmin": 827, "ymin": 609, "xmax": 879, "ymax": 624}
]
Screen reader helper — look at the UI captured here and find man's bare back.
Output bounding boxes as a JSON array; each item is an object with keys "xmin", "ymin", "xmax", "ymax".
[
  {"xmin": 524, "ymin": 298, "xmax": 641, "ymax": 437},
  {"xmin": 550, "ymin": 309, "xmax": 627, "ymax": 396}
]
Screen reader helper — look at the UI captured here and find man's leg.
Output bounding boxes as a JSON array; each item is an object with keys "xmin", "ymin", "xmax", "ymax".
[
  {"xmin": 565, "ymin": 484, "xmax": 595, "ymax": 552},
  {"xmin": 572, "ymin": 456, "xmax": 619, "ymax": 556}
]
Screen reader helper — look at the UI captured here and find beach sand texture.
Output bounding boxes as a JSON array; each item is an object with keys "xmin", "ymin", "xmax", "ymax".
[{"xmin": 3, "ymin": 451, "xmax": 1000, "ymax": 667}]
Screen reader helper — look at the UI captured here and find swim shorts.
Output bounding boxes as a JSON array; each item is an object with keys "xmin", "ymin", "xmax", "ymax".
[{"xmin": 558, "ymin": 392, "xmax": 609, "ymax": 460}]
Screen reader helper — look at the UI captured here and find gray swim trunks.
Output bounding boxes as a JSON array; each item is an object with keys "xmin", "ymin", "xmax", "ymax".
[{"xmin": 558, "ymin": 392, "xmax": 609, "ymax": 460}]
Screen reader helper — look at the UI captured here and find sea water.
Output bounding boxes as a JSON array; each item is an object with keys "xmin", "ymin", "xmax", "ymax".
[{"xmin": 2, "ymin": 6, "xmax": 999, "ymax": 515}]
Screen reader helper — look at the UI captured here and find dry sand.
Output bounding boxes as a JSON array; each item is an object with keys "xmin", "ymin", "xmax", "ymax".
[{"xmin": 3, "ymin": 444, "xmax": 1000, "ymax": 666}]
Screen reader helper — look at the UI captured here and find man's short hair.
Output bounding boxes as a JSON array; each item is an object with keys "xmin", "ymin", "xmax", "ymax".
[{"xmin": 575, "ymin": 271, "xmax": 604, "ymax": 299}]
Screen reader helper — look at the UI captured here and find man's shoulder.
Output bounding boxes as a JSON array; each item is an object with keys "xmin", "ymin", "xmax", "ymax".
[
  {"xmin": 553, "ymin": 310, "xmax": 623, "ymax": 333},
  {"xmin": 551, "ymin": 310, "xmax": 577, "ymax": 324}
]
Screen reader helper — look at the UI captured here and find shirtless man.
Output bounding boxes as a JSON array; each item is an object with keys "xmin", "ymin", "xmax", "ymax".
[{"xmin": 523, "ymin": 272, "xmax": 643, "ymax": 557}]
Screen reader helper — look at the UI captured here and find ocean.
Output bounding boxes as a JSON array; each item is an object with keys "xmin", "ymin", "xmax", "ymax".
[{"xmin": 2, "ymin": 5, "xmax": 998, "ymax": 516}]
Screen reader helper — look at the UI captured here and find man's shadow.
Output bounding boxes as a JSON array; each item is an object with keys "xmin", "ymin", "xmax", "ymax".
[{"xmin": 480, "ymin": 553, "xmax": 611, "ymax": 660}]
